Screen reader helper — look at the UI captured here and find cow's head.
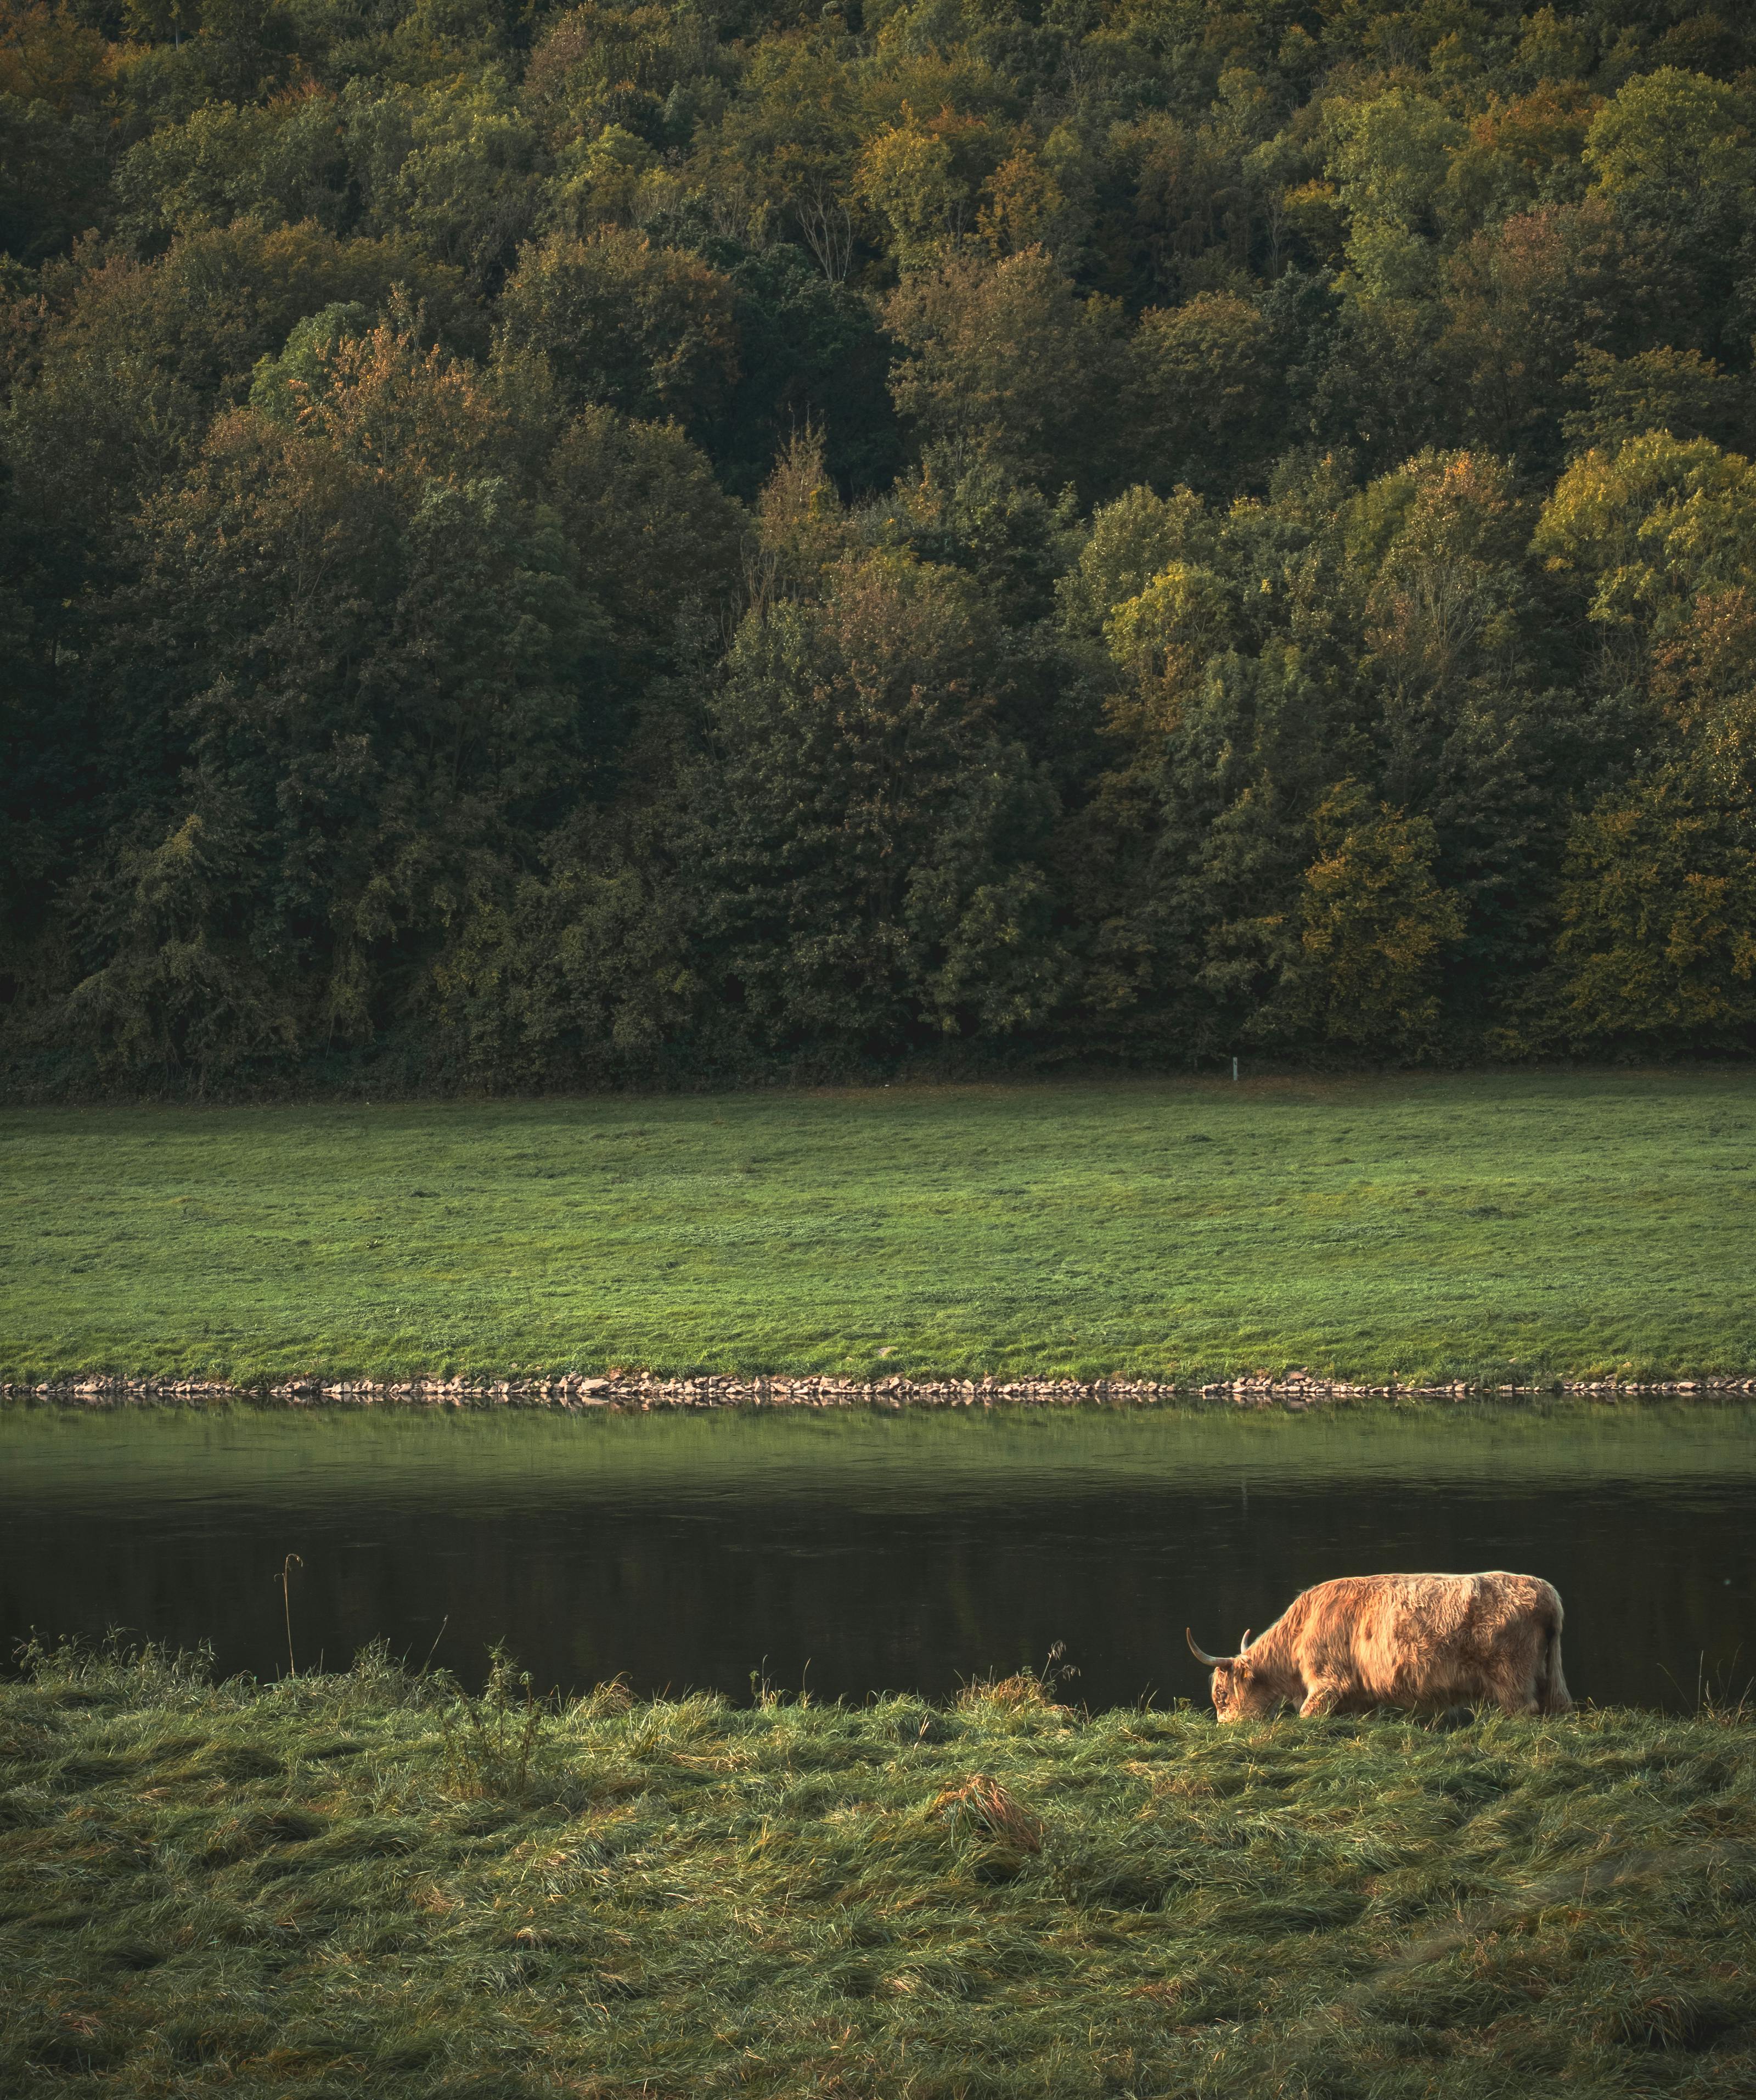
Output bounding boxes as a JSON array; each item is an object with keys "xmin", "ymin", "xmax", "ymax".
[{"xmin": 1186, "ymin": 1627, "xmax": 1275, "ymax": 1722}]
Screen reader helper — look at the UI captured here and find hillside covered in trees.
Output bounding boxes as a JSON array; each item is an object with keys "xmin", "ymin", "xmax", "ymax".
[{"xmin": 4, "ymin": 0, "xmax": 1756, "ymax": 1092}]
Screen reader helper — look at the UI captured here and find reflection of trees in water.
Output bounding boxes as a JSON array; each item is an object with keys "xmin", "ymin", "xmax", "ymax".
[{"xmin": 4, "ymin": 1487, "xmax": 1748, "ymax": 1712}]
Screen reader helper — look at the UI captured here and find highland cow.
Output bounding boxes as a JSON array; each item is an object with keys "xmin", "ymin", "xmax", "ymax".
[{"xmin": 1186, "ymin": 1571, "xmax": 1571, "ymax": 1721}]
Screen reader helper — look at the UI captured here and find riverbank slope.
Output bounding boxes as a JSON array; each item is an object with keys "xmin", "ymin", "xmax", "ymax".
[
  {"xmin": 3, "ymin": 1643, "xmax": 1753, "ymax": 2097},
  {"xmin": 5, "ymin": 1071, "xmax": 1755, "ymax": 1385}
]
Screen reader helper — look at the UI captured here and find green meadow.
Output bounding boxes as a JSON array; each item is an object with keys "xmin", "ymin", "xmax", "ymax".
[
  {"xmin": 4, "ymin": 1071, "xmax": 1755, "ymax": 1384},
  {"xmin": 4, "ymin": 1642, "xmax": 1754, "ymax": 2099}
]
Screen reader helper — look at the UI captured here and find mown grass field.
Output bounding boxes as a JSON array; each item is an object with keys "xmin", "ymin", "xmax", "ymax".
[
  {"xmin": 3, "ymin": 1642, "xmax": 1753, "ymax": 2099},
  {"xmin": 4, "ymin": 1071, "xmax": 1755, "ymax": 1383}
]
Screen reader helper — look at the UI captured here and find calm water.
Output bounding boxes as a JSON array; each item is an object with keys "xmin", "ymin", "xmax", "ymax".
[{"xmin": 3, "ymin": 1404, "xmax": 1754, "ymax": 1711}]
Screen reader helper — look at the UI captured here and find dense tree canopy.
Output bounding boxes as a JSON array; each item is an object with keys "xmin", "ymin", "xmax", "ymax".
[{"xmin": 5, "ymin": 0, "xmax": 1756, "ymax": 1090}]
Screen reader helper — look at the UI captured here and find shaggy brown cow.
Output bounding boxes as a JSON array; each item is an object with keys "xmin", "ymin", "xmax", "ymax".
[{"xmin": 1186, "ymin": 1571, "xmax": 1571, "ymax": 1721}]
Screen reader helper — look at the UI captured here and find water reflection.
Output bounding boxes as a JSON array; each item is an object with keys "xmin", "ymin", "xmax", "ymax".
[{"xmin": 3, "ymin": 1405, "xmax": 1753, "ymax": 1711}]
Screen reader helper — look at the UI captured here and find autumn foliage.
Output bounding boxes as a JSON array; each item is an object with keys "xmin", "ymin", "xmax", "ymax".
[{"xmin": 6, "ymin": 0, "xmax": 1756, "ymax": 1088}]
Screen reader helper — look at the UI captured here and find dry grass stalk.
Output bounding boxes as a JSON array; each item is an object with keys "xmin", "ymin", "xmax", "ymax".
[{"xmin": 571, "ymin": 1674, "xmax": 635, "ymax": 1720}]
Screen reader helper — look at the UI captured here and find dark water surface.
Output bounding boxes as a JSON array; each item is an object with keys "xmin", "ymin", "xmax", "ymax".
[{"xmin": 3, "ymin": 1405, "xmax": 1754, "ymax": 1711}]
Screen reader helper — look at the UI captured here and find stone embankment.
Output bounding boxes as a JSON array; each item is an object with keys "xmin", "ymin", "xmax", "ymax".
[{"xmin": 6, "ymin": 1373, "xmax": 1756, "ymax": 1410}]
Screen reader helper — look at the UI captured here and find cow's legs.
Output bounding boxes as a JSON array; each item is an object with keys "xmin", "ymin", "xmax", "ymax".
[
  {"xmin": 1485, "ymin": 1667, "xmax": 1541, "ymax": 1718},
  {"xmin": 1483, "ymin": 1638, "xmax": 1550, "ymax": 1717},
  {"xmin": 1298, "ymin": 1681, "xmax": 1346, "ymax": 1717}
]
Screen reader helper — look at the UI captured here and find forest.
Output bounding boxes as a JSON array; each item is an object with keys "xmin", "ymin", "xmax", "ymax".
[{"xmin": 3, "ymin": 0, "xmax": 1756, "ymax": 1093}]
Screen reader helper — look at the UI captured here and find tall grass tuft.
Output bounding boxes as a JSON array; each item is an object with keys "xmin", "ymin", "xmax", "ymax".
[
  {"xmin": 930, "ymin": 1772, "xmax": 1045, "ymax": 1852},
  {"xmin": 438, "ymin": 1643, "xmax": 549, "ymax": 1799},
  {"xmin": 955, "ymin": 1642, "xmax": 1079, "ymax": 1725}
]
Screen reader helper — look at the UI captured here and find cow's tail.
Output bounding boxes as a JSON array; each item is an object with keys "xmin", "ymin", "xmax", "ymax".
[{"xmin": 1537, "ymin": 1601, "xmax": 1572, "ymax": 1716}]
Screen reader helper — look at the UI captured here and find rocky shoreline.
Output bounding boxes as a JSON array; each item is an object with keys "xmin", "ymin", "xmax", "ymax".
[{"xmin": 6, "ymin": 1372, "xmax": 1756, "ymax": 1411}]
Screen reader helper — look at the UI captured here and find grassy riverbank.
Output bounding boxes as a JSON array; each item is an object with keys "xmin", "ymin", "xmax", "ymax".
[
  {"xmin": 5, "ymin": 1071, "xmax": 1756, "ymax": 1384},
  {"xmin": 3, "ymin": 1643, "xmax": 1753, "ymax": 2098}
]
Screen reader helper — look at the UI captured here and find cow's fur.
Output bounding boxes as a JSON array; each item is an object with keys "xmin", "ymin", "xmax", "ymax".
[{"xmin": 1189, "ymin": 1571, "xmax": 1571, "ymax": 1721}]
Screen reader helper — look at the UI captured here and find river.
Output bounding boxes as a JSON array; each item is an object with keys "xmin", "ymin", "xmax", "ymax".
[{"xmin": 3, "ymin": 1402, "xmax": 1753, "ymax": 1711}]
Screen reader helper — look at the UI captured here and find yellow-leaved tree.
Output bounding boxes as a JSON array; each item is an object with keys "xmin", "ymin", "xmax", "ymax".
[
  {"xmin": 1298, "ymin": 780, "xmax": 1465, "ymax": 1051},
  {"xmin": 1534, "ymin": 435, "xmax": 1756, "ymax": 1043}
]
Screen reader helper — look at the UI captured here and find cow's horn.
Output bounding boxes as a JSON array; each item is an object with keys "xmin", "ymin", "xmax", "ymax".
[
  {"xmin": 1185, "ymin": 1627, "xmax": 1226, "ymax": 1667},
  {"xmin": 1240, "ymin": 1629, "xmax": 1253, "ymax": 1651}
]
